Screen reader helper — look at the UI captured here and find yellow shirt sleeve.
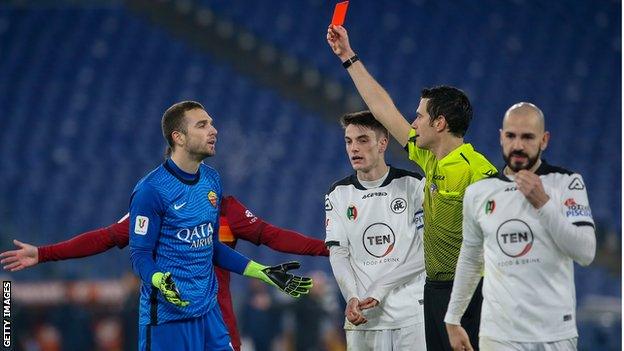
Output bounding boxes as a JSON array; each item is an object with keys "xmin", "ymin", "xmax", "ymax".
[{"xmin": 469, "ymin": 154, "xmax": 498, "ymax": 183}]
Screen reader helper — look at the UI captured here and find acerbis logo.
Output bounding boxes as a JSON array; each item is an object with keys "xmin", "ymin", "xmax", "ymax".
[
  {"xmin": 325, "ymin": 196, "xmax": 334, "ymax": 211},
  {"xmin": 362, "ymin": 191, "xmax": 387, "ymax": 199},
  {"xmin": 362, "ymin": 223, "xmax": 395, "ymax": 258},
  {"xmin": 391, "ymin": 198, "xmax": 407, "ymax": 214},
  {"xmin": 568, "ymin": 177, "xmax": 585, "ymax": 190},
  {"xmin": 496, "ymin": 219, "xmax": 534, "ymax": 258}
]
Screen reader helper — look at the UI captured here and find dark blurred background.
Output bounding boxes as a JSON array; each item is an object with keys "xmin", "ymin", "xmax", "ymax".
[{"xmin": 0, "ymin": 0, "xmax": 620, "ymax": 350}]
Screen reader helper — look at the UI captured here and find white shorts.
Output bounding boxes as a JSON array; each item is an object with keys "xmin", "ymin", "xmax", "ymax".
[
  {"xmin": 345, "ymin": 322, "xmax": 426, "ymax": 351},
  {"xmin": 480, "ymin": 337, "xmax": 578, "ymax": 351}
]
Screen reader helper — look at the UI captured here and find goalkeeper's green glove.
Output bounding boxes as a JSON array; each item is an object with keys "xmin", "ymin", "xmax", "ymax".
[
  {"xmin": 151, "ymin": 272, "xmax": 190, "ymax": 307},
  {"xmin": 244, "ymin": 261, "xmax": 313, "ymax": 298}
]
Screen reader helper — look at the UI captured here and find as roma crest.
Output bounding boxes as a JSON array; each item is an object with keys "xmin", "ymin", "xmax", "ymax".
[{"xmin": 208, "ymin": 191, "xmax": 218, "ymax": 208}]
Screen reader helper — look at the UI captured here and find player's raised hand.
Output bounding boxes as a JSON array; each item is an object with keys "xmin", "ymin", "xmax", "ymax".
[
  {"xmin": 446, "ymin": 323, "xmax": 474, "ymax": 351},
  {"xmin": 0, "ymin": 239, "xmax": 39, "ymax": 272},
  {"xmin": 358, "ymin": 297, "xmax": 379, "ymax": 310},
  {"xmin": 327, "ymin": 25, "xmax": 355, "ymax": 61},
  {"xmin": 346, "ymin": 297, "xmax": 367, "ymax": 325},
  {"xmin": 515, "ymin": 170, "xmax": 550, "ymax": 209}
]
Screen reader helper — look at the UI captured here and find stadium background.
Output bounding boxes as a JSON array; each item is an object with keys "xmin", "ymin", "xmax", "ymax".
[{"xmin": 0, "ymin": 0, "xmax": 620, "ymax": 350}]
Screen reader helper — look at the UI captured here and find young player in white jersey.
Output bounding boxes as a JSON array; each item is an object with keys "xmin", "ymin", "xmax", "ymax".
[
  {"xmin": 444, "ymin": 103, "xmax": 596, "ymax": 351},
  {"xmin": 325, "ymin": 111, "xmax": 427, "ymax": 351}
]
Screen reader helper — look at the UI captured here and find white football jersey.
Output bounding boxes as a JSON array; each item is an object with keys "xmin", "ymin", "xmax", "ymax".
[
  {"xmin": 463, "ymin": 162, "xmax": 594, "ymax": 342},
  {"xmin": 325, "ymin": 167, "xmax": 426, "ymax": 330}
]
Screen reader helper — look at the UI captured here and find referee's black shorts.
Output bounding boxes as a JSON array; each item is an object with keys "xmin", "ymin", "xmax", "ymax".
[{"xmin": 424, "ymin": 277, "xmax": 483, "ymax": 351}]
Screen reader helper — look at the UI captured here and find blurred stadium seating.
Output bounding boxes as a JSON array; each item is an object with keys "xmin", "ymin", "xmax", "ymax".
[{"xmin": 0, "ymin": 1, "xmax": 620, "ymax": 350}]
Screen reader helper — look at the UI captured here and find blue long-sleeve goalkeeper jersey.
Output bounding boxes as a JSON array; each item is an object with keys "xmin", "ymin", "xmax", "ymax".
[{"xmin": 129, "ymin": 159, "xmax": 250, "ymax": 325}]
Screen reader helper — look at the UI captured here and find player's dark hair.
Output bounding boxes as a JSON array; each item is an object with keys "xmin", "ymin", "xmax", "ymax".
[
  {"xmin": 421, "ymin": 86, "xmax": 473, "ymax": 137},
  {"xmin": 162, "ymin": 101, "xmax": 205, "ymax": 156},
  {"xmin": 340, "ymin": 110, "xmax": 389, "ymax": 139}
]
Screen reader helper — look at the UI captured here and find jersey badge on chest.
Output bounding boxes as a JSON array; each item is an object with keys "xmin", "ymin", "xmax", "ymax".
[
  {"xmin": 391, "ymin": 198, "xmax": 407, "ymax": 214},
  {"xmin": 208, "ymin": 191, "xmax": 218, "ymax": 208},
  {"xmin": 347, "ymin": 204, "xmax": 358, "ymax": 221}
]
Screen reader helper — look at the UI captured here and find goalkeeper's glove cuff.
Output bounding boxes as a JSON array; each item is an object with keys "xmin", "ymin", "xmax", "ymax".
[{"xmin": 243, "ymin": 261, "xmax": 276, "ymax": 287}]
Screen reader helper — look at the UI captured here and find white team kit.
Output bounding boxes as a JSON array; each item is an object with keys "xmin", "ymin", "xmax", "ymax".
[
  {"xmin": 455, "ymin": 161, "xmax": 594, "ymax": 345},
  {"xmin": 325, "ymin": 167, "xmax": 427, "ymax": 350}
]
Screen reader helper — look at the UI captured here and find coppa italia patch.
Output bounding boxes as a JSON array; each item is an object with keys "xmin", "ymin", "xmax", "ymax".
[
  {"xmin": 564, "ymin": 198, "xmax": 592, "ymax": 218},
  {"xmin": 346, "ymin": 204, "xmax": 357, "ymax": 220}
]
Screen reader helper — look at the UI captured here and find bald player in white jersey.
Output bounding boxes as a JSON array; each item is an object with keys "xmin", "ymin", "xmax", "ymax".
[
  {"xmin": 326, "ymin": 111, "xmax": 427, "ymax": 351},
  {"xmin": 444, "ymin": 102, "xmax": 596, "ymax": 351}
]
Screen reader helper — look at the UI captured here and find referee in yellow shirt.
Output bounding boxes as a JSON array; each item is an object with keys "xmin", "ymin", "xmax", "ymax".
[{"xmin": 327, "ymin": 25, "xmax": 497, "ymax": 350}]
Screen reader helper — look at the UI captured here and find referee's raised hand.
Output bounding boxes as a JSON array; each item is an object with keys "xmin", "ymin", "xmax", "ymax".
[{"xmin": 327, "ymin": 25, "xmax": 355, "ymax": 61}]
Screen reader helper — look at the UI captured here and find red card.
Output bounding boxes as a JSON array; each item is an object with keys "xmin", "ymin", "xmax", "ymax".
[{"xmin": 331, "ymin": 1, "xmax": 349, "ymax": 26}]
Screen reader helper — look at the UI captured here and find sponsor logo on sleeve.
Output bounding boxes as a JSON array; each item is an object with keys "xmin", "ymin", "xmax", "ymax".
[
  {"xmin": 134, "ymin": 216, "xmax": 149, "ymax": 235},
  {"xmin": 391, "ymin": 198, "xmax": 407, "ymax": 214},
  {"xmin": 564, "ymin": 198, "xmax": 592, "ymax": 218},
  {"xmin": 429, "ymin": 183, "xmax": 438, "ymax": 194},
  {"xmin": 568, "ymin": 177, "xmax": 585, "ymax": 190},
  {"xmin": 244, "ymin": 209, "xmax": 258, "ymax": 223},
  {"xmin": 413, "ymin": 209, "xmax": 424, "ymax": 229}
]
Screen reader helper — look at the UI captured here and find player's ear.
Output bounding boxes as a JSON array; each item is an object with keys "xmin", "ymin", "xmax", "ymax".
[
  {"xmin": 377, "ymin": 134, "xmax": 388, "ymax": 153},
  {"xmin": 540, "ymin": 131, "xmax": 550, "ymax": 151},
  {"xmin": 172, "ymin": 130, "xmax": 186, "ymax": 147},
  {"xmin": 435, "ymin": 115, "xmax": 447, "ymax": 133}
]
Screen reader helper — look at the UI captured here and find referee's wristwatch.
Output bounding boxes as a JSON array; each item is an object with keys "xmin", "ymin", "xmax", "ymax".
[{"xmin": 342, "ymin": 54, "xmax": 359, "ymax": 69}]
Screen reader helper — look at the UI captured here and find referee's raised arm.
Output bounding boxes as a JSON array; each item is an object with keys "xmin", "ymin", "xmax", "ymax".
[{"xmin": 326, "ymin": 25, "xmax": 411, "ymax": 147}]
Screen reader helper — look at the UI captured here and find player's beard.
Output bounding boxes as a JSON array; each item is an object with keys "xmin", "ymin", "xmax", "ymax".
[
  {"xmin": 187, "ymin": 143, "xmax": 215, "ymax": 161},
  {"xmin": 503, "ymin": 149, "xmax": 541, "ymax": 172}
]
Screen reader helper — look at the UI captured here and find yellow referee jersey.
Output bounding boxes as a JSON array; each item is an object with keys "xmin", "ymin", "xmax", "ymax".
[{"xmin": 407, "ymin": 128, "xmax": 497, "ymax": 281}]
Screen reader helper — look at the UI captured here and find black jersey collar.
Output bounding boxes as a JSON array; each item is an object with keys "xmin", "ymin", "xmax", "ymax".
[
  {"xmin": 164, "ymin": 159, "xmax": 200, "ymax": 185},
  {"xmin": 498, "ymin": 159, "xmax": 568, "ymax": 181}
]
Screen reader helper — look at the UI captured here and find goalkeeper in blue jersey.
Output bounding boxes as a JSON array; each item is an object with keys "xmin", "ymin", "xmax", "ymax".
[{"xmin": 130, "ymin": 101, "xmax": 312, "ymax": 351}]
